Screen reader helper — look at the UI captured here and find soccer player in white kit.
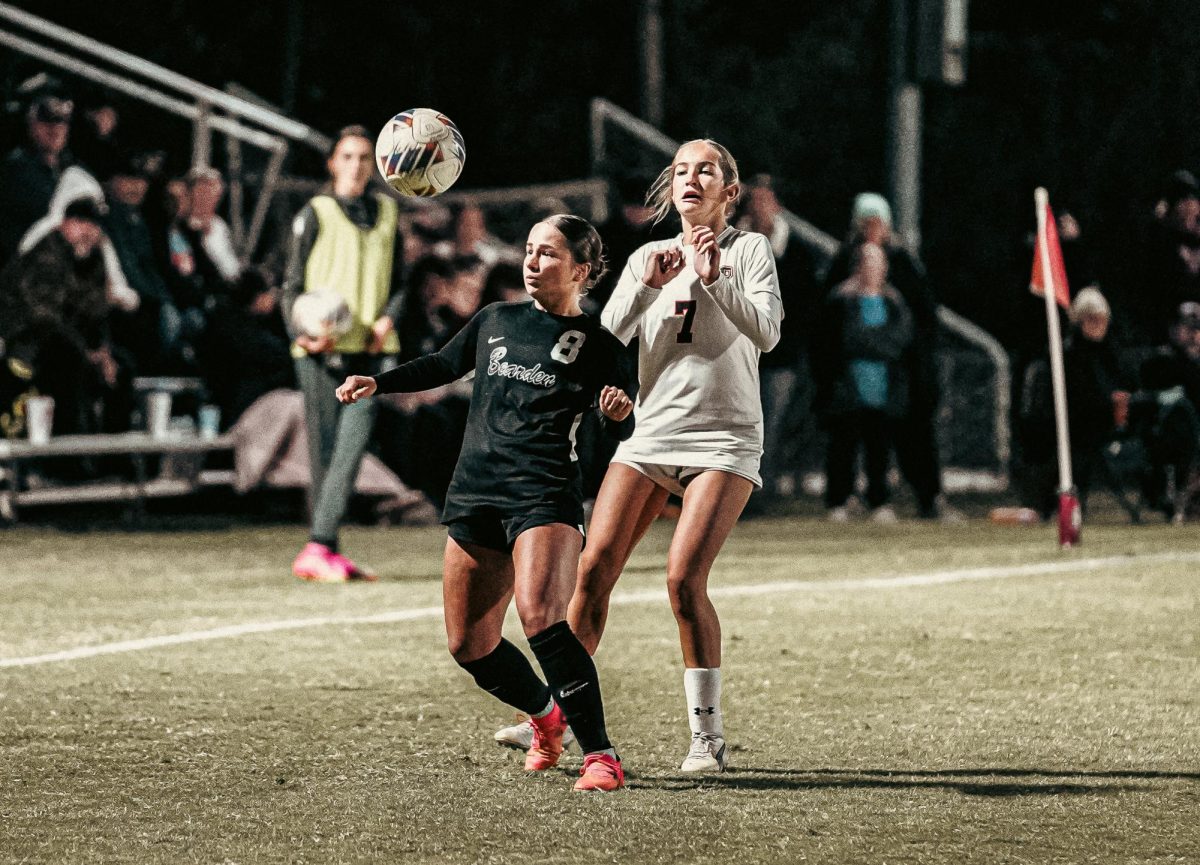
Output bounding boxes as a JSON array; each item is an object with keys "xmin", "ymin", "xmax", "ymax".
[{"xmin": 567, "ymin": 139, "xmax": 781, "ymax": 772}]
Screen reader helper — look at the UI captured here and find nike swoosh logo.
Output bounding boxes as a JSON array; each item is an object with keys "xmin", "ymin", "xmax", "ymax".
[{"xmin": 488, "ymin": 336, "xmax": 505, "ymax": 343}]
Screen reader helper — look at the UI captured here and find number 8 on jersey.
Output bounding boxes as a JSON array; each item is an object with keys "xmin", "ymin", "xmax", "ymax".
[{"xmin": 551, "ymin": 330, "xmax": 587, "ymax": 364}]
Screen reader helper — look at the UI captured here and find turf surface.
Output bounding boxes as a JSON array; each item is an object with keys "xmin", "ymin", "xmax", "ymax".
[{"xmin": 2, "ymin": 517, "xmax": 1198, "ymax": 863}]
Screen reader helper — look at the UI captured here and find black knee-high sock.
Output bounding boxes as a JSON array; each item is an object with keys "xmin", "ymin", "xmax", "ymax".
[
  {"xmin": 457, "ymin": 639, "xmax": 551, "ymax": 716},
  {"xmin": 528, "ymin": 621, "xmax": 612, "ymax": 754}
]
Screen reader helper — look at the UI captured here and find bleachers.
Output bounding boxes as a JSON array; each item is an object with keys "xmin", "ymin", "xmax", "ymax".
[{"xmin": 0, "ymin": 429, "xmax": 235, "ymax": 523}]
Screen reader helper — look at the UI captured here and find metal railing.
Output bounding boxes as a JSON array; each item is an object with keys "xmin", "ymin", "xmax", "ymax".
[{"xmin": 0, "ymin": 2, "xmax": 332, "ymax": 261}]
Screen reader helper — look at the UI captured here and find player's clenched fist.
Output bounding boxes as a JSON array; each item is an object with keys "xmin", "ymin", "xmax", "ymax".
[
  {"xmin": 642, "ymin": 246, "xmax": 686, "ymax": 289},
  {"xmin": 599, "ymin": 385, "xmax": 633, "ymax": 422},
  {"xmin": 336, "ymin": 375, "xmax": 377, "ymax": 404}
]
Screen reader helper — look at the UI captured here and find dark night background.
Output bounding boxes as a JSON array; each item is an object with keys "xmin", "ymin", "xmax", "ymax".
[{"xmin": 4, "ymin": 0, "xmax": 1200, "ymax": 346}]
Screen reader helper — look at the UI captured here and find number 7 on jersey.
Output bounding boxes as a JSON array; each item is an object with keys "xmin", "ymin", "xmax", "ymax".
[{"xmin": 674, "ymin": 300, "xmax": 697, "ymax": 344}]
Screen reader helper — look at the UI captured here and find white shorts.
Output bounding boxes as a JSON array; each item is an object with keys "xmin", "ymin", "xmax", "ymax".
[{"xmin": 612, "ymin": 458, "xmax": 762, "ymax": 498}]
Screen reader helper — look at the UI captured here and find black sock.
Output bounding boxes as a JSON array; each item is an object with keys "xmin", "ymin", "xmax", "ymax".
[
  {"xmin": 528, "ymin": 621, "xmax": 612, "ymax": 754},
  {"xmin": 457, "ymin": 639, "xmax": 551, "ymax": 716},
  {"xmin": 312, "ymin": 537, "xmax": 338, "ymax": 553}
]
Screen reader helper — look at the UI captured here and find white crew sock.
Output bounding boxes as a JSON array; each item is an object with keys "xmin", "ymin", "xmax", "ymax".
[{"xmin": 683, "ymin": 667, "xmax": 723, "ymax": 736}]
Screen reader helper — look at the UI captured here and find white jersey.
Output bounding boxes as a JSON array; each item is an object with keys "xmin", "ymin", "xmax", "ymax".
[{"xmin": 601, "ymin": 226, "xmax": 782, "ymax": 469}]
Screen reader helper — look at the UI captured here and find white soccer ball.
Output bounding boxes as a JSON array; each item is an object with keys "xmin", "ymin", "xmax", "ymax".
[
  {"xmin": 375, "ymin": 108, "xmax": 465, "ymax": 197},
  {"xmin": 291, "ymin": 289, "xmax": 352, "ymax": 340}
]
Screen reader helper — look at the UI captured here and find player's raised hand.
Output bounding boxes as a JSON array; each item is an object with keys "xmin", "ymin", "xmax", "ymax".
[
  {"xmin": 599, "ymin": 386, "xmax": 633, "ymax": 422},
  {"xmin": 642, "ymin": 246, "xmax": 686, "ymax": 289},
  {"xmin": 691, "ymin": 225, "xmax": 721, "ymax": 284},
  {"xmin": 336, "ymin": 375, "xmax": 377, "ymax": 404}
]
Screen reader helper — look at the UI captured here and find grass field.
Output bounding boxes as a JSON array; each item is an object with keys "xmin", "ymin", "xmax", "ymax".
[{"xmin": 1, "ymin": 513, "xmax": 1198, "ymax": 864}]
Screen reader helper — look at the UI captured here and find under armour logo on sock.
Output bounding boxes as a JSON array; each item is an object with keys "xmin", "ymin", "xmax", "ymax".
[{"xmin": 692, "ymin": 706, "xmax": 716, "ymax": 715}]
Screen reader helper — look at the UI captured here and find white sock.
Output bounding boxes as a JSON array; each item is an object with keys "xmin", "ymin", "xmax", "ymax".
[
  {"xmin": 531, "ymin": 698, "xmax": 554, "ymax": 719},
  {"xmin": 683, "ymin": 667, "xmax": 723, "ymax": 736}
]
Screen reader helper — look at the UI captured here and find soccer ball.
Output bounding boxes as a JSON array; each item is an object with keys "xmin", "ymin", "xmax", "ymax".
[
  {"xmin": 291, "ymin": 289, "xmax": 353, "ymax": 340},
  {"xmin": 375, "ymin": 109, "xmax": 465, "ymax": 197}
]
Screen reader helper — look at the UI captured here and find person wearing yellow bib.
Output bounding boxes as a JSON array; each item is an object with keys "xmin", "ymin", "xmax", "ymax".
[{"xmin": 282, "ymin": 125, "xmax": 406, "ymax": 582}]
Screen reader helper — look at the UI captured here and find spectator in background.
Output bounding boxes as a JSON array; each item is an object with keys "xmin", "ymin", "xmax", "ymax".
[
  {"xmin": 198, "ymin": 268, "xmax": 295, "ymax": 428},
  {"xmin": 737, "ymin": 174, "xmax": 819, "ymax": 502},
  {"xmin": 1016, "ymin": 288, "xmax": 1130, "ymax": 517},
  {"xmin": 282, "ymin": 125, "xmax": 406, "ymax": 583},
  {"xmin": 449, "ymin": 253, "xmax": 489, "ymax": 319},
  {"xmin": 1132, "ymin": 170, "xmax": 1200, "ymax": 346},
  {"xmin": 1005, "ymin": 204, "xmax": 1105, "ymax": 480},
  {"xmin": 18, "ymin": 164, "xmax": 141, "ymax": 317},
  {"xmin": 814, "ymin": 242, "xmax": 913, "ymax": 522},
  {"xmin": 396, "ymin": 254, "xmax": 460, "ymax": 361},
  {"xmin": 72, "ymin": 96, "xmax": 122, "ymax": 181},
  {"xmin": 156, "ymin": 175, "xmax": 208, "ymax": 366},
  {"xmin": 0, "ymin": 79, "xmax": 74, "ymax": 265},
  {"xmin": 184, "ymin": 167, "xmax": 241, "ymax": 286},
  {"xmin": 151, "ymin": 168, "xmax": 240, "ymax": 370},
  {"xmin": 1063, "ymin": 289, "xmax": 1132, "ymax": 508},
  {"xmin": 0, "ymin": 199, "xmax": 133, "ymax": 437},
  {"xmin": 403, "ymin": 200, "xmax": 454, "ymax": 264},
  {"xmin": 102, "ymin": 151, "xmax": 182, "ymax": 373},
  {"xmin": 480, "ymin": 260, "xmax": 528, "ymax": 306},
  {"xmin": 1154, "ymin": 301, "xmax": 1200, "ymax": 413},
  {"xmin": 450, "ymin": 200, "xmax": 520, "ymax": 268},
  {"xmin": 1138, "ymin": 301, "xmax": 1200, "ymax": 519},
  {"xmin": 822, "ymin": 193, "xmax": 952, "ymax": 519},
  {"xmin": 381, "ymin": 253, "xmax": 474, "ymax": 504}
]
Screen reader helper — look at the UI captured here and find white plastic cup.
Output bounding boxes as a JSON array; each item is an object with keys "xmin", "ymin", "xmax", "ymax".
[
  {"xmin": 198, "ymin": 404, "xmax": 221, "ymax": 440},
  {"xmin": 25, "ymin": 395, "xmax": 54, "ymax": 445},
  {"xmin": 146, "ymin": 391, "xmax": 173, "ymax": 439}
]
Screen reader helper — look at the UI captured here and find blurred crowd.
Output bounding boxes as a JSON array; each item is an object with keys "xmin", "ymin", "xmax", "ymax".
[
  {"xmin": 1, "ymin": 73, "xmax": 1197, "ymax": 522},
  {"xmin": 1002, "ymin": 172, "xmax": 1200, "ymax": 523}
]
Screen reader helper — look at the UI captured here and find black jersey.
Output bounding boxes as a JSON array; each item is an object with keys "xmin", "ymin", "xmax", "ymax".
[{"xmin": 372, "ymin": 301, "xmax": 635, "ymax": 519}]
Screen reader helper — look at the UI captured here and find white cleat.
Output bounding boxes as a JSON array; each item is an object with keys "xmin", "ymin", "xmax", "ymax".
[
  {"xmin": 494, "ymin": 717, "xmax": 576, "ymax": 751},
  {"xmin": 680, "ymin": 732, "xmax": 728, "ymax": 773}
]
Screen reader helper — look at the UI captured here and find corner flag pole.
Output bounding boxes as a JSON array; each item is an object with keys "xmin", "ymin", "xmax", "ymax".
[{"xmin": 1034, "ymin": 187, "xmax": 1079, "ymax": 546}]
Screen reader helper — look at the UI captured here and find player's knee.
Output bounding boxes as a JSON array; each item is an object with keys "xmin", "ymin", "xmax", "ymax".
[
  {"xmin": 445, "ymin": 636, "xmax": 473, "ymax": 664},
  {"xmin": 666, "ymin": 571, "xmax": 708, "ymax": 618},
  {"xmin": 578, "ymin": 545, "xmax": 622, "ymax": 590},
  {"xmin": 513, "ymin": 596, "xmax": 559, "ymax": 637},
  {"xmin": 446, "ymin": 630, "xmax": 486, "ymax": 664}
]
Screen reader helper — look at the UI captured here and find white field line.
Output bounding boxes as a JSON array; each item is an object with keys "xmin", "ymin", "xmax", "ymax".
[{"xmin": 3, "ymin": 551, "xmax": 1199, "ymax": 669}]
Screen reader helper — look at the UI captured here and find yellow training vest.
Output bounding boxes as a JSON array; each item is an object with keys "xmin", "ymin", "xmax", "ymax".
[{"xmin": 299, "ymin": 193, "xmax": 400, "ymax": 355}]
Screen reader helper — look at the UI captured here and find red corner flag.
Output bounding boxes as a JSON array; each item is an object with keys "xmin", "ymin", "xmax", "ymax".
[{"xmin": 1030, "ymin": 201, "xmax": 1070, "ymax": 309}]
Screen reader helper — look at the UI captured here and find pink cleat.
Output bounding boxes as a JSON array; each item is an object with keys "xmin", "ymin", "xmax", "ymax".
[
  {"xmin": 292, "ymin": 542, "xmax": 350, "ymax": 583},
  {"xmin": 574, "ymin": 753, "xmax": 625, "ymax": 792},
  {"xmin": 523, "ymin": 703, "xmax": 569, "ymax": 771},
  {"xmin": 327, "ymin": 551, "xmax": 378, "ymax": 582}
]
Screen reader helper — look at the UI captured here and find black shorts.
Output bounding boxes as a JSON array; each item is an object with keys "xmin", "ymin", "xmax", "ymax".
[{"xmin": 445, "ymin": 500, "xmax": 585, "ymax": 553}]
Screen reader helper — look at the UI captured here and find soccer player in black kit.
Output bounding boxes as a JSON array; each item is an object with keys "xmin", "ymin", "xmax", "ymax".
[{"xmin": 336, "ymin": 215, "xmax": 633, "ymax": 792}]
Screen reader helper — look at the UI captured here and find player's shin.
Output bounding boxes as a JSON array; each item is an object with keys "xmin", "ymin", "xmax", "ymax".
[
  {"xmin": 457, "ymin": 638, "xmax": 552, "ymax": 714},
  {"xmin": 528, "ymin": 621, "xmax": 614, "ymax": 754}
]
